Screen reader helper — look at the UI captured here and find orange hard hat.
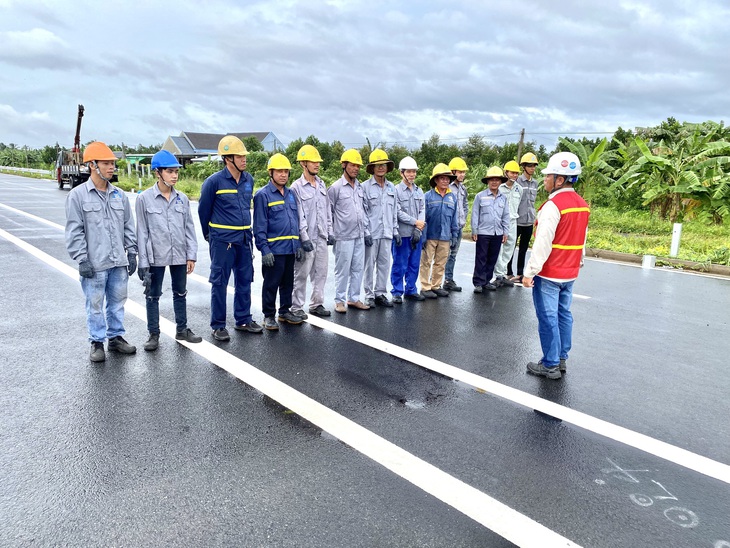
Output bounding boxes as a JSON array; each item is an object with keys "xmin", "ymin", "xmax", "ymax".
[{"xmin": 83, "ymin": 142, "xmax": 117, "ymax": 162}]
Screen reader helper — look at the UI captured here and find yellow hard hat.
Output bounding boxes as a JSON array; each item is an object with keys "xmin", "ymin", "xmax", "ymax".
[
  {"xmin": 366, "ymin": 148, "xmax": 394, "ymax": 174},
  {"xmin": 503, "ymin": 160, "xmax": 521, "ymax": 173},
  {"xmin": 218, "ymin": 135, "xmax": 248, "ymax": 157},
  {"xmin": 429, "ymin": 163, "xmax": 456, "ymax": 187},
  {"xmin": 448, "ymin": 157, "xmax": 468, "ymax": 172},
  {"xmin": 297, "ymin": 144, "xmax": 323, "ymax": 163},
  {"xmin": 340, "ymin": 149, "xmax": 363, "ymax": 166},
  {"xmin": 481, "ymin": 166, "xmax": 508, "ymax": 184},
  {"xmin": 520, "ymin": 152, "xmax": 538, "ymax": 165},
  {"xmin": 83, "ymin": 141, "xmax": 116, "ymax": 163},
  {"xmin": 267, "ymin": 153, "xmax": 292, "ymax": 171}
]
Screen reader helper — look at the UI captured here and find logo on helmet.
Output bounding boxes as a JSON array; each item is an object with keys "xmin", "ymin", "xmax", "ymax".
[
  {"xmin": 569, "ymin": 162, "xmax": 576, "ymax": 169},
  {"xmin": 561, "ymin": 160, "xmax": 569, "ymax": 167},
  {"xmin": 224, "ymin": 145, "xmax": 229, "ymax": 151}
]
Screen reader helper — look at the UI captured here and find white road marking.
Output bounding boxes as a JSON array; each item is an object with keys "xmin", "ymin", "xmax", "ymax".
[
  {"xmin": 584, "ymin": 256, "xmax": 730, "ymax": 281},
  {"xmin": 3, "ymin": 199, "xmax": 730, "ymax": 486},
  {"xmin": 0, "ymin": 225, "xmax": 580, "ymax": 548}
]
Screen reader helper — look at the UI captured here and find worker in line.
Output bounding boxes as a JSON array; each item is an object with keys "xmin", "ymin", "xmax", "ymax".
[
  {"xmin": 198, "ymin": 136, "xmax": 263, "ymax": 341},
  {"xmin": 136, "ymin": 150, "xmax": 202, "ymax": 351},
  {"xmin": 523, "ymin": 152, "xmax": 590, "ymax": 380},
  {"xmin": 471, "ymin": 167, "xmax": 511, "ymax": 292},
  {"xmin": 492, "ymin": 160, "xmax": 523, "ymax": 288},
  {"xmin": 443, "ymin": 157, "xmax": 469, "ymax": 292},
  {"xmin": 253, "ymin": 154, "xmax": 305, "ymax": 331},
  {"xmin": 508, "ymin": 152, "xmax": 539, "ymax": 283},
  {"xmin": 290, "ymin": 144, "xmax": 334, "ymax": 318},
  {"xmin": 65, "ymin": 141, "xmax": 137, "ymax": 362},
  {"xmin": 391, "ymin": 156, "xmax": 426, "ymax": 303},
  {"xmin": 362, "ymin": 149, "xmax": 400, "ymax": 307},
  {"xmin": 419, "ymin": 164, "xmax": 459, "ymax": 299},
  {"xmin": 328, "ymin": 149, "xmax": 370, "ymax": 313}
]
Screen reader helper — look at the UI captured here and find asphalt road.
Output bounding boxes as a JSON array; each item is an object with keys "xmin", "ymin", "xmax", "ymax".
[{"xmin": 1, "ymin": 173, "xmax": 729, "ymax": 547}]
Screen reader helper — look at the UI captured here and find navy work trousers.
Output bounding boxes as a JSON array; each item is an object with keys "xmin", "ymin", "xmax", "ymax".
[
  {"xmin": 472, "ymin": 234, "xmax": 502, "ymax": 287},
  {"xmin": 262, "ymin": 254, "xmax": 295, "ymax": 317},
  {"xmin": 208, "ymin": 237, "xmax": 253, "ymax": 329}
]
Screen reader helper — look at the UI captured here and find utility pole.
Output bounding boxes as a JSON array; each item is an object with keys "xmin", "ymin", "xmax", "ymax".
[{"xmin": 516, "ymin": 128, "xmax": 525, "ymax": 162}]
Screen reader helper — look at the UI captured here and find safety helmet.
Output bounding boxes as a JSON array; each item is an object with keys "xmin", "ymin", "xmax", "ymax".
[
  {"xmin": 542, "ymin": 152, "xmax": 581, "ymax": 179},
  {"xmin": 481, "ymin": 166, "xmax": 508, "ymax": 184},
  {"xmin": 267, "ymin": 153, "xmax": 292, "ymax": 171},
  {"xmin": 340, "ymin": 149, "xmax": 363, "ymax": 166},
  {"xmin": 83, "ymin": 142, "xmax": 116, "ymax": 163},
  {"xmin": 399, "ymin": 156, "xmax": 418, "ymax": 170},
  {"xmin": 503, "ymin": 160, "xmax": 521, "ymax": 173},
  {"xmin": 366, "ymin": 149, "xmax": 395, "ymax": 174},
  {"xmin": 520, "ymin": 152, "xmax": 538, "ymax": 165},
  {"xmin": 218, "ymin": 135, "xmax": 248, "ymax": 157},
  {"xmin": 297, "ymin": 144, "xmax": 323, "ymax": 163},
  {"xmin": 151, "ymin": 150, "xmax": 182, "ymax": 170},
  {"xmin": 429, "ymin": 163, "xmax": 456, "ymax": 187},
  {"xmin": 448, "ymin": 157, "xmax": 468, "ymax": 172}
]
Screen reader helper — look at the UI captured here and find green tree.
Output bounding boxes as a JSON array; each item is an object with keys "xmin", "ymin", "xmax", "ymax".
[{"xmin": 243, "ymin": 136, "xmax": 264, "ymax": 153}]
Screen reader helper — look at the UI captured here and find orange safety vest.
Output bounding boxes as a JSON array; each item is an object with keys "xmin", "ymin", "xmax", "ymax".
[{"xmin": 536, "ymin": 190, "xmax": 590, "ymax": 279}]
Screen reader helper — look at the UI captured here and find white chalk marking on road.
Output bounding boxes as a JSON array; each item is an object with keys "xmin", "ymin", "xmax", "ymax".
[
  {"xmin": 3, "ymin": 199, "xmax": 730, "ymax": 485},
  {"xmin": 0, "ymin": 225, "xmax": 579, "ymax": 548}
]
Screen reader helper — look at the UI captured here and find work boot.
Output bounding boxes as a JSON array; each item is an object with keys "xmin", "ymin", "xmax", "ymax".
[
  {"xmin": 309, "ymin": 305, "xmax": 331, "ymax": 317},
  {"xmin": 334, "ymin": 302, "xmax": 347, "ymax": 313},
  {"xmin": 364, "ymin": 297, "xmax": 375, "ymax": 308},
  {"xmin": 144, "ymin": 333, "xmax": 160, "ymax": 351},
  {"xmin": 176, "ymin": 328, "xmax": 202, "ymax": 343},
  {"xmin": 278, "ymin": 311, "xmax": 303, "ymax": 325},
  {"xmin": 374, "ymin": 295, "xmax": 393, "ymax": 307},
  {"xmin": 405, "ymin": 292, "xmax": 426, "ymax": 301},
  {"xmin": 212, "ymin": 328, "xmax": 230, "ymax": 341},
  {"xmin": 527, "ymin": 361, "xmax": 562, "ymax": 380},
  {"xmin": 234, "ymin": 321, "xmax": 263, "ymax": 334},
  {"xmin": 484, "ymin": 283, "xmax": 497, "ymax": 291},
  {"xmin": 90, "ymin": 341, "xmax": 105, "ymax": 362},
  {"xmin": 392, "ymin": 295, "xmax": 403, "ymax": 304},
  {"xmin": 291, "ymin": 308, "xmax": 309, "ymax": 320},
  {"xmin": 347, "ymin": 300, "xmax": 370, "ymax": 310},
  {"xmin": 499, "ymin": 276, "xmax": 515, "ymax": 287},
  {"xmin": 433, "ymin": 288, "xmax": 449, "ymax": 297},
  {"xmin": 263, "ymin": 316, "xmax": 279, "ymax": 331},
  {"xmin": 420, "ymin": 290, "xmax": 437, "ymax": 299},
  {"xmin": 559, "ymin": 358, "xmax": 567, "ymax": 372},
  {"xmin": 443, "ymin": 279, "xmax": 462, "ymax": 292},
  {"xmin": 473, "ymin": 285, "xmax": 483, "ymax": 294},
  {"xmin": 108, "ymin": 336, "xmax": 136, "ymax": 354}
]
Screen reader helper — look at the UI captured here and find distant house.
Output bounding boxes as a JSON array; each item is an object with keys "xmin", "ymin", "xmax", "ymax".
[{"xmin": 162, "ymin": 131, "xmax": 284, "ymax": 164}]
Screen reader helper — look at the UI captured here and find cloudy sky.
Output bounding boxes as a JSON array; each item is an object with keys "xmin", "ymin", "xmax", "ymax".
[{"xmin": 1, "ymin": 0, "xmax": 727, "ymax": 151}]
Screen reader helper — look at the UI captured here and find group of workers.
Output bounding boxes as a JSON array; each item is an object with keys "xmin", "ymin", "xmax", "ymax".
[{"xmin": 64, "ymin": 136, "xmax": 589, "ymax": 380}]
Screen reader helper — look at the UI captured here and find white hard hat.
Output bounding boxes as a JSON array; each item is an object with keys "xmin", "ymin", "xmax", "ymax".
[
  {"xmin": 399, "ymin": 156, "xmax": 418, "ymax": 170},
  {"xmin": 542, "ymin": 152, "xmax": 582, "ymax": 177}
]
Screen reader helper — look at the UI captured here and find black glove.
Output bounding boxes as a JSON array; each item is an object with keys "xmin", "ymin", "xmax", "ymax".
[
  {"xmin": 302, "ymin": 240, "xmax": 314, "ymax": 252},
  {"xmin": 327, "ymin": 234, "xmax": 336, "ymax": 246},
  {"xmin": 364, "ymin": 235, "xmax": 373, "ymax": 247},
  {"xmin": 262, "ymin": 253, "xmax": 275, "ymax": 268},
  {"xmin": 79, "ymin": 259, "xmax": 94, "ymax": 279},
  {"xmin": 127, "ymin": 253, "xmax": 137, "ymax": 276},
  {"xmin": 137, "ymin": 267, "xmax": 148, "ymax": 281},
  {"xmin": 295, "ymin": 248, "xmax": 304, "ymax": 262},
  {"xmin": 450, "ymin": 237, "xmax": 458, "ymax": 250},
  {"xmin": 394, "ymin": 234, "xmax": 402, "ymax": 247},
  {"xmin": 411, "ymin": 229, "xmax": 422, "ymax": 249}
]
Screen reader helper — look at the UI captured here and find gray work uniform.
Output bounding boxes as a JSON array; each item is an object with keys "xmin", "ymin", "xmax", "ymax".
[
  {"xmin": 290, "ymin": 174, "xmax": 333, "ymax": 311},
  {"xmin": 516, "ymin": 174, "xmax": 538, "ymax": 226},
  {"xmin": 362, "ymin": 176, "xmax": 398, "ymax": 299},
  {"xmin": 449, "ymin": 181, "xmax": 469, "ymax": 229},
  {"xmin": 395, "ymin": 181, "xmax": 426, "ymax": 237},
  {"xmin": 328, "ymin": 176, "xmax": 368, "ymax": 304},
  {"xmin": 494, "ymin": 182, "xmax": 523, "ymax": 279}
]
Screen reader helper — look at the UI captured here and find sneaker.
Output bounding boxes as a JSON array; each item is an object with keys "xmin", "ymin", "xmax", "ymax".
[
  {"xmin": 433, "ymin": 288, "xmax": 450, "ymax": 297},
  {"xmin": 212, "ymin": 327, "xmax": 230, "ymax": 341},
  {"xmin": 309, "ymin": 305, "xmax": 331, "ymax": 317},
  {"xmin": 335, "ymin": 302, "xmax": 347, "ymax": 313},
  {"xmin": 264, "ymin": 316, "xmax": 279, "ymax": 330},
  {"xmin": 527, "ymin": 361, "xmax": 562, "ymax": 380},
  {"xmin": 443, "ymin": 279, "xmax": 462, "ymax": 292},
  {"xmin": 484, "ymin": 283, "xmax": 497, "ymax": 291},
  {"xmin": 347, "ymin": 300, "xmax": 370, "ymax": 310},
  {"xmin": 499, "ymin": 276, "xmax": 515, "ymax": 287},
  {"xmin": 493, "ymin": 278, "xmax": 504, "ymax": 288},
  {"xmin": 108, "ymin": 336, "xmax": 136, "ymax": 354},
  {"xmin": 144, "ymin": 333, "xmax": 159, "ymax": 351},
  {"xmin": 90, "ymin": 341, "xmax": 105, "ymax": 362},
  {"xmin": 421, "ymin": 290, "xmax": 438, "ymax": 299},
  {"xmin": 176, "ymin": 328, "xmax": 202, "ymax": 343},
  {"xmin": 278, "ymin": 311, "xmax": 303, "ymax": 325},
  {"xmin": 473, "ymin": 285, "xmax": 483, "ymax": 294},
  {"xmin": 364, "ymin": 298, "xmax": 375, "ymax": 307},
  {"xmin": 392, "ymin": 295, "xmax": 403, "ymax": 304},
  {"xmin": 374, "ymin": 294, "xmax": 393, "ymax": 307},
  {"xmin": 559, "ymin": 358, "xmax": 567, "ymax": 372},
  {"xmin": 405, "ymin": 292, "xmax": 426, "ymax": 301},
  {"xmin": 291, "ymin": 308, "xmax": 309, "ymax": 320},
  {"xmin": 234, "ymin": 321, "xmax": 264, "ymax": 334}
]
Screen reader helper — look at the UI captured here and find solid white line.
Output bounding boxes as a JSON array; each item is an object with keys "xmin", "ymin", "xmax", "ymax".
[
  {"xmin": 0, "ymin": 225, "xmax": 580, "ymax": 548},
  {"xmin": 584, "ymin": 256, "xmax": 730, "ymax": 281}
]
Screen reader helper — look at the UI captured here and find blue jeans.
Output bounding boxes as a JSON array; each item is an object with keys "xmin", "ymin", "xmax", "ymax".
[
  {"xmin": 81, "ymin": 266, "xmax": 128, "ymax": 343},
  {"xmin": 532, "ymin": 276, "xmax": 574, "ymax": 368},
  {"xmin": 391, "ymin": 236, "xmax": 423, "ymax": 296},
  {"xmin": 146, "ymin": 264, "xmax": 188, "ymax": 334},
  {"xmin": 208, "ymin": 238, "xmax": 253, "ymax": 329},
  {"xmin": 444, "ymin": 227, "xmax": 462, "ymax": 281}
]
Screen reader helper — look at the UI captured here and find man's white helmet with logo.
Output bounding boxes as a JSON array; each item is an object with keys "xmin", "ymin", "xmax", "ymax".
[
  {"xmin": 399, "ymin": 156, "xmax": 418, "ymax": 170},
  {"xmin": 542, "ymin": 152, "xmax": 582, "ymax": 179}
]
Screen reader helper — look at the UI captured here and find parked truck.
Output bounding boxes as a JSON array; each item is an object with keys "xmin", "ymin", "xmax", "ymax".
[{"xmin": 56, "ymin": 104, "xmax": 90, "ymax": 189}]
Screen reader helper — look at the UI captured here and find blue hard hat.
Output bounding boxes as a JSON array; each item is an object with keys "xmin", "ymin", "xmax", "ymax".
[{"xmin": 151, "ymin": 150, "xmax": 182, "ymax": 169}]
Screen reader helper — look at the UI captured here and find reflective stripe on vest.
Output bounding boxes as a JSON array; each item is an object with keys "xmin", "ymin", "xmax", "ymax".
[
  {"xmin": 209, "ymin": 222, "xmax": 251, "ymax": 230},
  {"xmin": 216, "ymin": 189, "xmax": 238, "ymax": 195},
  {"xmin": 560, "ymin": 207, "xmax": 590, "ymax": 214},
  {"xmin": 552, "ymin": 244, "xmax": 585, "ymax": 249}
]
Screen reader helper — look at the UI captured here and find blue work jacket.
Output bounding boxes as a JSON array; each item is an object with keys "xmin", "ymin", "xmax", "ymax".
[
  {"xmin": 424, "ymin": 188, "xmax": 459, "ymax": 241},
  {"xmin": 253, "ymin": 181, "xmax": 301, "ymax": 256},
  {"xmin": 198, "ymin": 167, "xmax": 254, "ymax": 245}
]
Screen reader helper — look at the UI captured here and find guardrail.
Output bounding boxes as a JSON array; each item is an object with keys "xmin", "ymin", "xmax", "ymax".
[{"xmin": 0, "ymin": 166, "xmax": 53, "ymax": 176}]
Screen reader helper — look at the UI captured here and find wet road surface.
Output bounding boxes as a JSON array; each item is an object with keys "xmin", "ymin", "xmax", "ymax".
[{"xmin": 1, "ymin": 173, "xmax": 729, "ymax": 547}]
